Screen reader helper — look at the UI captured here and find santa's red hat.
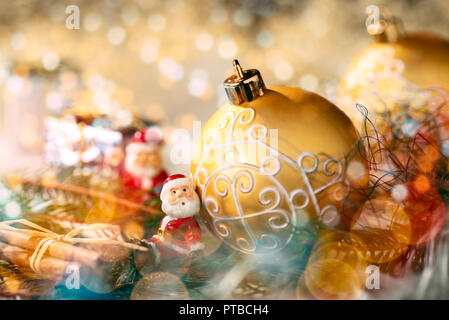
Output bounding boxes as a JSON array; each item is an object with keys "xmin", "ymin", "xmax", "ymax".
[
  {"xmin": 126, "ymin": 127, "xmax": 163, "ymax": 155},
  {"xmin": 160, "ymin": 174, "xmax": 194, "ymax": 201}
]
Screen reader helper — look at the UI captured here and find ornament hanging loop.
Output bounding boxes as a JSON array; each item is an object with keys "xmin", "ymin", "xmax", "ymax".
[
  {"xmin": 224, "ymin": 59, "xmax": 266, "ymax": 105},
  {"xmin": 233, "ymin": 59, "xmax": 245, "ymax": 79}
]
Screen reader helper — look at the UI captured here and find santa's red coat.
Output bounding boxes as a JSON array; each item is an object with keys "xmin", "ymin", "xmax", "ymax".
[{"xmin": 148, "ymin": 216, "xmax": 203, "ymax": 263}]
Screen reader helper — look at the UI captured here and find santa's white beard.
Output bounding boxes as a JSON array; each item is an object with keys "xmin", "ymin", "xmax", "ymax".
[
  {"xmin": 125, "ymin": 154, "xmax": 159, "ymax": 178},
  {"xmin": 162, "ymin": 195, "xmax": 200, "ymax": 218}
]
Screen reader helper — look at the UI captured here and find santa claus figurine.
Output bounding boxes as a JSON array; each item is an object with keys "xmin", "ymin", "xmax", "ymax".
[
  {"xmin": 143, "ymin": 174, "xmax": 204, "ymax": 265},
  {"xmin": 123, "ymin": 127, "xmax": 168, "ymax": 194}
]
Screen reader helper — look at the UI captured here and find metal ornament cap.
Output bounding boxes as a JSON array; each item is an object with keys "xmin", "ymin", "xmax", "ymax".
[{"xmin": 224, "ymin": 59, "xmax": 266, "ymax": 105}]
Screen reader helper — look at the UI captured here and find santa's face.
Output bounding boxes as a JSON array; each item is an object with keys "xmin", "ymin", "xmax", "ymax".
[
  {"xmin": 162, "ymin": 184, "xmax": 200, "ymax": 218},
  {"xmin": 125, "ymin": 149, "xmax": 162, "ymax": 178}
]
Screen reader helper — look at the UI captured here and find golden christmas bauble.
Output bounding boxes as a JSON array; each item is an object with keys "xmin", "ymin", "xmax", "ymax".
[
  {"xmin": 338, "ymin": 8, "xmax": 449, "ymax": 129},
  {"xmin": 191, "ymin": 60, "xmax": 368, "ymax": 256}
]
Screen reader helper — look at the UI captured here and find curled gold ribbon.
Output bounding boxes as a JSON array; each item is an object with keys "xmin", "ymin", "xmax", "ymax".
[{"xmin": 0, "ymin": 219, "xmax": 147, "ymax": 274}]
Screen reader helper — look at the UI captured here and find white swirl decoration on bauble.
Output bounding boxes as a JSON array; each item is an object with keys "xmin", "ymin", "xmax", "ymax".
[{"xmin": 194, "ymin": 108, "xmax": 349, "ymax": 255}]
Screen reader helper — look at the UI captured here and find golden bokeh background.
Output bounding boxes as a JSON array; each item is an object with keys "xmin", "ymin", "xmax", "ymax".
[{"xmin": 0, "ymin": 0, "xmax": 448, "ymax": 174}]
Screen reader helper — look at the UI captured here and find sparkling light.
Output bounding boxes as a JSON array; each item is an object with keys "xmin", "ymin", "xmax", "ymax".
[
  {"xmin": 88, "ymin": 74, "xmax": 105, "ymax": 91},
  {"xmin": 169, "ymin": 126, "xmax": 193, "ymax": 164},
  {"xmin": 81, "ymin": 146, "xmax": 101, "ymax": 163},
  {"xmin": 346, "ymin": 160, "xmax": 366, "ymax": 182},
  {"xmin": 391, "ymin": 184, "xmax": 409, "ymax": 202},
  {"xmin": 218, "ymin": 38, "xmax": 238, "ymax": 59},
  {"xmin": 104, "ymin": 79, "xmax": 116, "ymax": 94},
  {"xmin": 6, "ymin": 75, "xmax": 23, "ymax": 93},
  {"xmin": 442, "ymin": 141, "xmax": 449, "ymax": 157},
  {"xmin": 97, "ymin": 103, "xmax": 112, "ymax": 115},
  {"xmin": 61, "ymin": 149, "xmax": 80, "ymax": 166},
  {"xmin": 11, "ymin": 33, "xmax": 26, "ymax": 51},
  {"xmin": 107, "ymin": 27, "xmax": 126, "ymax": 45},
  {"xmin": 195, "ymin": 33, "xmax": 214, "ymax": 51},
  {"xmin": 93, "ymin": 90, "xmax": 110, "ymax": 106},
  {"xmin": 322, "ymin": 79, "xmax": 338, "ymax": 100},
  {"xmin": 42, "ymin": 51, "xmax": 60, "ymax": 71},
  {"xmin": 46, "ymin": 91, "xmax": 64, "ymax": 112},
  {"xmin": 189, "ymin": 78, "xmax": 208, "ymax": 97},
  {"xmin": 115, "ymin": 109, "xmax": 133, "ymax": 127},
  {"xmin": 131, "ymin": 272, "xmax": 189, "ymax": 300},
  {"xmin": 0, "ymin": 66, "xmax": 8, "ymax": 85},
  {"xmin": 192, "ymin": 69, "xmax": 208, "ymax": 80},
  {"xmin": 140, "ymin": 37, "xmax": 159, "ymax": 63},
  {"xmin": 5, "ymin": 201, "xmax": 22, "ymax": 218},
  {"xmin": 147, "ymin": 14, "xmax": 167, "ymax": 32},
  {"xmin": 401, "ymin": 119, "xmax": 419, "ymax": 137},
  {"xmin": 299, "ymin": 73, "xmax": 319, "ymax": 92},
  {"xmin": 257, "ymin": 30, "xmax": 274, "ymax": 48},
  {"xmin": 60, "ymin": 70, "xmax": 79, "ymax": 91},
  {"xmin": 158, "ymin": 58, "xmax": 184, "ymax": 81},
  {"xmin": 188, "ymin": 70, "xmax": 209, "ymax": 97},
  {"xmin": 274, "ymin": 61, "xmax": 294, "ymax": 81},
  {"xmin": 84, "ymin": 13, "xmax": 102, "ymax": 31},
  {"xmin": 0, "ymin": 186, "xmax": 11, "ymax": 203}
]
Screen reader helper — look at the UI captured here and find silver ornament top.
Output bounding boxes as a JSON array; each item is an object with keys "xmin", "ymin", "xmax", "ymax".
[{"xmin": 223, "ymin": 59, "xmax": 266, "ymax": 105}]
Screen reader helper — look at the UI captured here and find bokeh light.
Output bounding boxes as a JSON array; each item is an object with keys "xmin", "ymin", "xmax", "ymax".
[
  {"xmin": 147, "ymin": 13, "xmax": 167, "ymax": 32},
  {"xmin": 107, "ymin": 27, "xmax": 127, "ymax": 45},
  {"xmin": 131, "ymin": 272, "xmax": 189, "ymax": 300}
]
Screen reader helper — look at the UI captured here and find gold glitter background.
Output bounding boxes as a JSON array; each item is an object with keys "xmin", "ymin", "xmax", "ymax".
[{"xmin": 0, "ymin": 0, "xmax": 447, "ymax": 173}]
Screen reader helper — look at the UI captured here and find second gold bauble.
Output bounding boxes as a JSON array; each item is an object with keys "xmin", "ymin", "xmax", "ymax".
[{"xmin": 338, "ymin": 8, "xmax": 449, "ymax": 130}]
